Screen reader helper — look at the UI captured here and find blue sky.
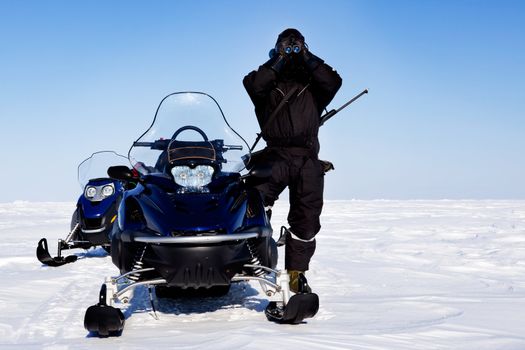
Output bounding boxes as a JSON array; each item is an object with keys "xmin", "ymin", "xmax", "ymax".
[{"xmin": 0, "ymin": 0, "xmax": 524, "ymax": 201}]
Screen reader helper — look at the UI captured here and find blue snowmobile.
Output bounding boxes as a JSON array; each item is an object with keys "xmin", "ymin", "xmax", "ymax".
[
  {"xmin": 36, "ymin": 151, "xmax": 131, "ymax": 266},
  {"xmin": 83, "ymin": 92, "xmax": 319, "ymax": 336}
]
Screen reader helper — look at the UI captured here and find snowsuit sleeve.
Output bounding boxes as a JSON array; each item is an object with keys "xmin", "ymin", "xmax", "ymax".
[
  {"xmin": 243, "ymin": 65, "xmax": 277, "ymax": 108},
  {"xmin": 309, "ymin": 62, "xmax": 343, "ymax": 113}
]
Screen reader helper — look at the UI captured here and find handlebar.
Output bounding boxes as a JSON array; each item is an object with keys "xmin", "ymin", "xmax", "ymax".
[
  {"xmin": 133, "ymin": 141, "xmax": 153, "ymax": 147},
  {"xmin": 223, "ymin": 145, "xmax": 243, "ymax": 151},
  {"xmin": 133, "ymin": 140, "xmax": 169, "ymax": 150},
  {"xmin": 134, "ymin": 140, "xmax": 242, "ymax": 152}
]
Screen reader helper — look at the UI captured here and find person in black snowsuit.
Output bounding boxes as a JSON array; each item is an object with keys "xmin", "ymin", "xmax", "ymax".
[{"xmin": 243, "ymin": 28, "xmax": 342, "ymax": 292}]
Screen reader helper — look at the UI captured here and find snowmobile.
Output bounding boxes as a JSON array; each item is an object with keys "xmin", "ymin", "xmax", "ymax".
[
  {"xmin": 83, "ymin": 92, "xmax": 319, "ymax": 336},
  {"xmin": 36, "ymin": 151, "xmax": 131, "ymax": 267}
]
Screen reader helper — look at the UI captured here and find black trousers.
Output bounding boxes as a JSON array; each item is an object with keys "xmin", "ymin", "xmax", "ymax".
[{"xmin": 256, "ymin": 149, "xmax": 324, "ymax": 271}]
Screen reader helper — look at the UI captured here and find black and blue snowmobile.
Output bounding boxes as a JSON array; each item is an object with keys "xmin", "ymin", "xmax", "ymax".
[
  {"xmin": 37, "ymin": 151, "xmax": 131, "ymax": 266},
  {"xmin": 83, "ymin": 92, "xmax": 319, "ymax": 336}
]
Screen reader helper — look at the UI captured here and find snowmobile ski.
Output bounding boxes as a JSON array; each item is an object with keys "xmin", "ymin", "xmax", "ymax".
[
  {"xmin": 265, "ymin": 292, "xmax": 319, "ymax": 324},
  {"xmin": 36, "ymin": 238, "xmax": 78, "ymax": 267},
  {"xmin": 84, "ymin": 284, "xmax": 125, "ymax": 336}
]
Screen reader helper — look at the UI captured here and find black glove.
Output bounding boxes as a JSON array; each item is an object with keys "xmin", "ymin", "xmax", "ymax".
[
  {"xmin": 299, "ymin": 48, "xmax": 324, "ymax": 72},
  {"xmin": 264, "ymin": 52, "xmax": 288, "ymax": 73},
  {"xmin": 275, "ymin": 34, "xmax": 324, "ymax": 72},
  {"xmin": 266, "ymin": 36, "xmax": 303, "ymax": 73}
]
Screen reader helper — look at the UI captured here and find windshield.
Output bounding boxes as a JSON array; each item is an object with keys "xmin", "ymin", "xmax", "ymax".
[
  {"xmin": 128, "ymin": 92, "xmax": 250, "ymax": 174},
  {"xmin": 77, "ymin": 151, "xmax": 129, "ymax": 189}
]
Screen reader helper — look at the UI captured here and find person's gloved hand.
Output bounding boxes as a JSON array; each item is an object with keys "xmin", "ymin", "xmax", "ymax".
[
  {"xmin": 299, "ymin": 46, "xmax": 324, "ymax": 72},
  {"xmin": 264, "ymin": 52, "xmax": 288, "ymax": 73},
  {"xmin": 266, "ymin": 36, "xmax": 304, "ymax": 73}
]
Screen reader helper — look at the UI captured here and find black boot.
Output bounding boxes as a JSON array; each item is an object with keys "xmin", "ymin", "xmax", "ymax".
[{"xmin": 288, "ymin": 270, "xmax": 312, "ymax": 294}]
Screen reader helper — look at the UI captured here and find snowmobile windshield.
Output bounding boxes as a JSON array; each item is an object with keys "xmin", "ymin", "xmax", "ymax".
[
  {"xmin": 77, "ymin": 151, "xmax": 130, "ymax": 189},
  {"xmin": 129, "ymin": 92, "xmax": 250, "ymax": 175}
]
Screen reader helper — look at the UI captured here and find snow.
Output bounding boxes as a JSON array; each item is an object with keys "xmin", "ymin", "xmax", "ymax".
[{"xmin": 1, "ymin": 200, "xmax": 525, "ymax": 349}]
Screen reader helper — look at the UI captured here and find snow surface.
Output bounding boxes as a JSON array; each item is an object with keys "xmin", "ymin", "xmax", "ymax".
[{"xmin": 1, "ymin": 200, "xmax": 525, "ymax": 349}]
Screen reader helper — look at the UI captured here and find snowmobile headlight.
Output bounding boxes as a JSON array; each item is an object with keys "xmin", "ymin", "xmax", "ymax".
[
  {"xmin": 85, "ymin": 186, "xmax": 97, "ymax": 198},
  {"xmin": 101, "ymin": 184, "xmax": 115, "ymax": 198},
  {"xmin": 171, "ymin": 165, "xmax": 214, "ymax": 190}
]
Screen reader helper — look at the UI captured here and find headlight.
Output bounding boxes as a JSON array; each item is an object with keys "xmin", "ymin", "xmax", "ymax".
[
  {"xmin": 85, "ymin": 186, "xmax": 97, "ymax": 198},
  {"xmin": 101, "ymin": 184, "xmax": 115, "ymax": 197},
  {"xmin": 171, "ymin": 165, "xmax": 214, "ymax": 190}
]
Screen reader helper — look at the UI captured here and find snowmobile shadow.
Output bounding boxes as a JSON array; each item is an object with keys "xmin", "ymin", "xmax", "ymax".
[
  {"xmin": 75, "ymin": 247, "xmax": 109, "ymax": 260},
  {"xmin": 124, "ymin": 282, "xmax": 269, "ymax": 319}
]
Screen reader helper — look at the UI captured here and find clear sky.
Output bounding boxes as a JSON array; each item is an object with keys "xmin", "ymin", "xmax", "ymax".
[{"xmin": 0, "ymin": 0, "xmax": 524, "ymax": 202}]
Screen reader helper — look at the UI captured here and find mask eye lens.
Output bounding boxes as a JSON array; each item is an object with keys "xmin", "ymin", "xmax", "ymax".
[
  {"xmin": 293, "ymin": 45, "xmax": 301, "ymax": 53},
  {"xmin": 284, "ymin": 46, "xmax": 292, "ymax": 54}
]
